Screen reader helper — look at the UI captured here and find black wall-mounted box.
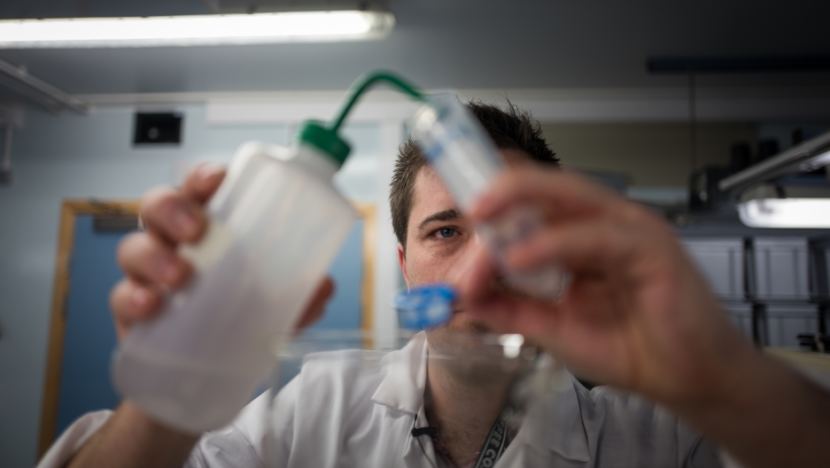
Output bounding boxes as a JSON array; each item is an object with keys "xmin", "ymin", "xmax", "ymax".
[{"xmin": 133, "ymin": 112, "xmax": 183, "ymax": 145}]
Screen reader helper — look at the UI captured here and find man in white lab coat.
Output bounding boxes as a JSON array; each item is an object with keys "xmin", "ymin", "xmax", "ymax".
[{"xmin": 41, "ymin": 103, "xmax": 830, "ymax": 468}]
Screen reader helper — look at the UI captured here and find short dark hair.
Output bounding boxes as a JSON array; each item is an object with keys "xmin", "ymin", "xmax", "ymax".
[{"xmin": 390, "ymin": 101, "xmax": 560, "ymax": 247}]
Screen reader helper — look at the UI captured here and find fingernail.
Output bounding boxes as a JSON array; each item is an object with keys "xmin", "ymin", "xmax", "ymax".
[{"xmin": 197, "ymin": 163, "xmax": 224, "ymax": 182}]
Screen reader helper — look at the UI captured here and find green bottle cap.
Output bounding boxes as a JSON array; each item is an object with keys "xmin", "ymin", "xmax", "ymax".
[{"xmin": 297, "ymin": 120, "xmax": 351, "ymax": 167}]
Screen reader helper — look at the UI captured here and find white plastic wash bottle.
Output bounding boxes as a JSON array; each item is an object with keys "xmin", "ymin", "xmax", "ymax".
[
  {"xmin": 112, "ymin": 121, "xmax": 357, "ymax": 433},
  {"xmin": 410, "ymin": 94, "xmax": 570, "ymax": 300}
]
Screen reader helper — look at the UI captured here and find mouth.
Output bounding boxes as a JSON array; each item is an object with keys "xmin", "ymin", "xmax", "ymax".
[{"xmin": 446, "ymin": 309, "xmax": 492, "ymax": 334}]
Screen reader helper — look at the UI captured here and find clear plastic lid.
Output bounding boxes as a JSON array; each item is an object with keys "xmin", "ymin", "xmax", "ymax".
[{"xmin": 409, "ymin": 93, "xmax": 504, "ymax": 210}]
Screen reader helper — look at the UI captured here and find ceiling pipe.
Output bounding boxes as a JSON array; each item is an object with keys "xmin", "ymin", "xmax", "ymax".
[
  {"xmin": 646, "ymin": 55, "xmax": 830, "ymax": 74},
  {"xmin": 719, "ymin": 130, "xmax": 830, "ymax": 192},
  {"xmin": 0, "ymin": 59, "xmax": 88, "ymax": 114}
]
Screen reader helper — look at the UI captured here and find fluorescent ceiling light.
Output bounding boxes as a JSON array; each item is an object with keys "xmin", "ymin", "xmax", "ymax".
[
  {"xmin": 738, "ymin": 198, "xmax": 830, "ymax": 229},
  {"xmin": 0, "ymin": 11, "xmax": 394, "ymax": 48},
  {"xmin": 799, "ymin": 150, "xmax": 830, "ymax": 172}
]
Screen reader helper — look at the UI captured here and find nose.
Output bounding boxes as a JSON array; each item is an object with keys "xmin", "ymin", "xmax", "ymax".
[{"xmin": 452, "ymin": 232, "xmax": 502, "ymax": 302}]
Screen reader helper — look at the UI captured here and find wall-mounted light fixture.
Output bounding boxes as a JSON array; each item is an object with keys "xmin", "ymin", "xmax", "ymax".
[{"xmin": 0, "ymin": 10, "xmax": 395, "ymax": 48}]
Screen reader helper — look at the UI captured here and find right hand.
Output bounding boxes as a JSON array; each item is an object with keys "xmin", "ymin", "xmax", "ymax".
[
  {"xmin": 462, "ymin": 167, "xmax": 751, "ymax": 408},
  {"xmin": 110, "ymin": 163, "xmax": 334, "ymax": 341}
]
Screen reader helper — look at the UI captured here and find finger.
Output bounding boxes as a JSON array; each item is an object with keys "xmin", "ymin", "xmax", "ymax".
[
  {"xmin": 470, "ymin": 168, "xmax": 621, "ymax": 222},
  {"xmin": 501, "ymin": 220, "xmax": 630, "ymax": 274},
  {"xmin": 110, "ymin": 279, "xmax": 163, "ymax": 340},
  {"xmin": 140, "ymin": 187, "xmax": 207, "ymax": 244},
  {"xmin": 295, "ymin": 277, "xmax": 335, "ymax": 331},
  {"xmin": 181, "ymin": 163, "xmax": 226, "ymax": 204},
  {"xmin": 117, "ymin": 232, "xmax": 192, "ymax": 288}
]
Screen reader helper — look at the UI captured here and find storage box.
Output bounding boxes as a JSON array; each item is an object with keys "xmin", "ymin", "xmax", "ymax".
[
  {"xmin": 764, "ymin": 305, "xmax": 819, "ymax": 348},
  {"xmin": 750, "ymin": 237, "xmax": 810, "ymax": 301},
  {"xmin": 682, "ymin": 238, "xmax": 745, "ymax": 301}
]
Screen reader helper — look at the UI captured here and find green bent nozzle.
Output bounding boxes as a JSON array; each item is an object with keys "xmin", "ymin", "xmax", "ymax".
[{"xmin": 298, "ymin": 71, "xmax": 426, "ymax": 168}]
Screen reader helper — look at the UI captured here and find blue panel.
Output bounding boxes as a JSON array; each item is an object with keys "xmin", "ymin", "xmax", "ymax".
[
  {"xmin": 310, "ymin": 219, "xmax": 364, "ymax": 332},
  {"xmin": 55, "ymin": 215, "xmax": 127, "ymax": 438}
]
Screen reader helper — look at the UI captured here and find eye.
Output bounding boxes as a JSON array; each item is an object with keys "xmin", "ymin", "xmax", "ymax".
[{"xmin": 432, "ymin": 226, "xmax": 460, "ymax": 240}]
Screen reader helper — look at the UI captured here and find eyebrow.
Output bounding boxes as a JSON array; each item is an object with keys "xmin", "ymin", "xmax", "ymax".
[{"xmin": 417, "ymin": 209, "xmax": 461, "ymax": 231}]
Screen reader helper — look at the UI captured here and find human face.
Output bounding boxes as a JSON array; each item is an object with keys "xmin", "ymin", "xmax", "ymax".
[{"xmin": 397, "ymin": 149, "xmax": 531, "ymax": 335}]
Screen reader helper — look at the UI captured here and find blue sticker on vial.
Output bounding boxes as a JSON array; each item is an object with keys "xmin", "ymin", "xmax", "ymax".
[{"xmin": 395, "ymin": 284, "xmax": 457, "ymax": 330}]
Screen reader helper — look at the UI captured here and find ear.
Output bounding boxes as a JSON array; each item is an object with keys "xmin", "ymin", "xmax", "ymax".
[{"xmin": 396, "ymin": 242, "xmax": 411, "ymax": 287}]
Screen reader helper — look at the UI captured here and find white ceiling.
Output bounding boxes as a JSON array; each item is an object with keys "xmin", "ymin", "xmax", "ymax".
[{"xmin": 0, "ymin": 0, "xmax": 829, "ymax": 95}]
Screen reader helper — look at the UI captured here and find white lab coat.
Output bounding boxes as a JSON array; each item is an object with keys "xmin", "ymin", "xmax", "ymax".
[{"xmin": 39, "ymin": 333, "xmax": 724, "ymax": 467}]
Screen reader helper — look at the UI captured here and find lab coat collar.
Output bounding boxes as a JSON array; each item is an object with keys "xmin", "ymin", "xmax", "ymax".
[{"xmin": 370, "ymin": 332, "xmax": 428, "ymax": 415}]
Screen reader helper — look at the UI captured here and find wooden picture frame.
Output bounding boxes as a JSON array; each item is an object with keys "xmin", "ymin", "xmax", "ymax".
[
  {"xmin": 357, "ymin": 204, "xmax": 377, "ymax": 342},
  {"xmin": 38, "ymin": 200, "xmax": 139, "ymax": 457}
]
